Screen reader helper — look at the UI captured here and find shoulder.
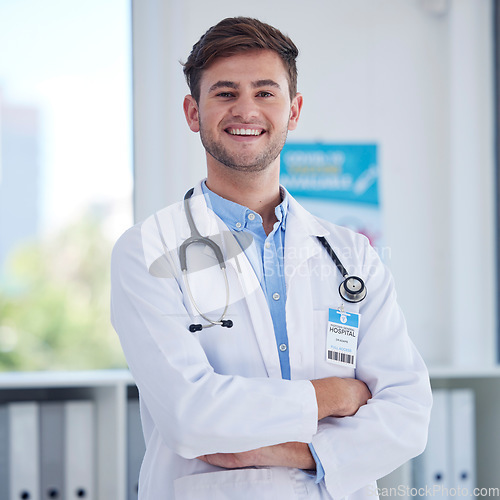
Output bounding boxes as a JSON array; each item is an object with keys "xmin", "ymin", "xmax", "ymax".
[
  {"xmin": 317, "ymin": 214, "xmax": 370, "ymax": 247},
  {"xmin": 111, "ymin": 198, "xmax": 185, "ymax": 268},
  {"xmin": 111, "ymin": 223, "xmax": 146, "ymax": 275},
  {"xmin": 287, "ymin": 193, "xmax": 370, "ymax": 248}
]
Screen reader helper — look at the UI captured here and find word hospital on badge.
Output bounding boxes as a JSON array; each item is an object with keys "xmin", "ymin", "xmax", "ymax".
[{"xmin": 326, "ymin": 308, "xmax": 360, "ymax": 368}]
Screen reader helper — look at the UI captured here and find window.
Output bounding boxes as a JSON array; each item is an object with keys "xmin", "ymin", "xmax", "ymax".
[{"xmin": 0, "ymin": 0, "xmax": 133, "ymax": 371}]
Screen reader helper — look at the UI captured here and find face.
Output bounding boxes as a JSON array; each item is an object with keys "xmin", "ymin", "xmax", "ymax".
[{"xmin": 183, "ymin": 50, "xmax": 302, "ymax": 174}]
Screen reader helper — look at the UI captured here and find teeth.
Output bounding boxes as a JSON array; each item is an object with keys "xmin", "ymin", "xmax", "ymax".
[{"xmin": 229, "ymin": 128, "xmax": 261, "ymax": 136}]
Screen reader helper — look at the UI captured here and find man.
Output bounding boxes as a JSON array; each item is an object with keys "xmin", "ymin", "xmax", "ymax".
[{"xmin": 111, "ymin": 17, "xmax": 432, "ymax": 500}]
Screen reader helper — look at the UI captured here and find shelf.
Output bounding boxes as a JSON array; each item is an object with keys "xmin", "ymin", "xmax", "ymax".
[
  {"xmin": 428, "ymin": 365, "xmax": 500, "ymax": 380},
  {"xmin": 0, "ymin": 369, "xmax": 133, "ymax": 389}
]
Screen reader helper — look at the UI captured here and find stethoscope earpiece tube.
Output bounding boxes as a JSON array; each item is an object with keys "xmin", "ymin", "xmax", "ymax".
[
  {"xmin": 180, "ymin": 188, "xmax": 226, "ymax": 271},
  {"xmin": 182, "ymin": 189, "xmax": 232, "ymax": 332}
]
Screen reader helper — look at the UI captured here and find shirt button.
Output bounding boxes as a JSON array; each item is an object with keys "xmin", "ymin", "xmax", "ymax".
[
  {"xmin": 235, "ymin": 222, "xmax": 242, "ymax": 229},
  {"xmin": 248, "ymin": 213, "xmax": 256, "ymax": 221},
  {"xmin": 279, "ymin": 343, "xmax": 288, "ymax": 352},
  {"xmin": 265, "ymin": 242, "xmax": 271, "ymax": 249},
  {"xmin": 272, "ymin": 292, "xmax": 280, "ymax": 301}
]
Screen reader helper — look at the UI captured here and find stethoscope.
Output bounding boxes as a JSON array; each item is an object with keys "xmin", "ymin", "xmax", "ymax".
[
  {"xmin": 180, "ymin": 188, "xmax": 234, "ymax": 332},
  {"xmin": 180, "ymin": 188, "xmax": 366, "ymax": 332}
]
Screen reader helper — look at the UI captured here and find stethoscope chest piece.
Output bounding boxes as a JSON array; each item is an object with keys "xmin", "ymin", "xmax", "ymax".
[
  {"xmin": 316, "ymin": 236, "xmax": 367, "ymax": 304},
  {"xmin": 339, "ymin": 276, "xmax": 367, "ymax": 303}
]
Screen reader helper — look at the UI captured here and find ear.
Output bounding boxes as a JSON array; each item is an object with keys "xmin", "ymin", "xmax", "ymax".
[
  {"xmin": 288, "ymin": 92, "xmax": 303, "ymax": 131},
  {"xmin": 183, "ymin": 95, "xmax": 200, "ymax": 132}
]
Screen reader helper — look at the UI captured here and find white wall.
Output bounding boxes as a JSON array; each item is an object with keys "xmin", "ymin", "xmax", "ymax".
[{"xmin": 132, "ymin": 0, "xmax": 496, "ymax": 369}]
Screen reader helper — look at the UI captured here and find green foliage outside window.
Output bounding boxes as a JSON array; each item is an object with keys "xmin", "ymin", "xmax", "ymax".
[{"xmin": 0, "ymin": 210, "xmax": 127, "ymax": 371}]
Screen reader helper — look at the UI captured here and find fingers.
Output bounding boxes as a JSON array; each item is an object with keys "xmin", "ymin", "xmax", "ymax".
[
  {"xmin": 312, "ymin": 376, "xmax": 372, "ymax": 419},
  {"xmin": 342, "ymin": 378, "xmax": 371, "ymax": 416}
]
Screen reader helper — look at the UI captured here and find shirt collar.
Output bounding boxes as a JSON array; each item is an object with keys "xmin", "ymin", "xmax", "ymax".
[{"xmin": 202, "ymin": 181, "xmax": 288, "ymax": 232}]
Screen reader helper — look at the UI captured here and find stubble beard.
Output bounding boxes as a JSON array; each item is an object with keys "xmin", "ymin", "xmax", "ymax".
[{"xmin": 199, "ymin": 118, "xmax": 290, "ymax": 173}]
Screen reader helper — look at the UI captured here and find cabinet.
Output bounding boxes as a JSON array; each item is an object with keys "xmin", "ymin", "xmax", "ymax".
[
  {"xmin": 0, "ymin": 370, "xmax": 135, "ymax": 500},
  {"xmin": 2, "ymin": 367, "xmax": 500, "ymax": 499},
  {"xmin": 379, "ymin": 367, "xmax": 500, "ymax": 499}
]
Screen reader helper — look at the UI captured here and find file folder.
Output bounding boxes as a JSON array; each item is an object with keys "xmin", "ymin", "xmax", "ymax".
[
  {"xmin": 40, "ymin": 401, "xmax": 65, "ymax": 499},
  {"xmin": 450, "ymin": 389, "xmax": 475, "ymax": 497},
  {"xmin": 0, "ymin": 404, "xmax": 9, "ymax": 499},
  {"xmin": 9, "ymin": 401, "xmax": 40, "ymax": 500},
  {"xmin": 65, "ymin": 400, "xmax": 95, "ymax": 499},
  {"xmin": 127, "ymin": 399, "xmax": 145, "ymax": 500},
  {"xmin": 412, "ymin": 389, "xmax": 451, "ymax": 497}
]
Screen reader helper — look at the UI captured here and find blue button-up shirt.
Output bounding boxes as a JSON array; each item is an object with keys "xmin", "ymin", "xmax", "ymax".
[
  {"xmin": 202, "ymin": 181, "xmax": 291, "ymax": 379},
  {"xmin": 201, "ymin": 181, "xmax": 324, "ymax": 482}
]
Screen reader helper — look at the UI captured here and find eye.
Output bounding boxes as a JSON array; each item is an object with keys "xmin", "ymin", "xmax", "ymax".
[
  {"xmin": 216, "ymin": 92, "xmax": 235, "ymax": 98},
  {"xmin": 256, "ymin": 91, "xmax": 273, "ymax": 98}
]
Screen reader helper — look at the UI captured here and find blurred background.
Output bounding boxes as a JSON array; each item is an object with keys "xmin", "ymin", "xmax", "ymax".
[
  {"xmin": 0, "ymin": 0, "xmax": 133, "ymax": 370},
  {"xmin": 1, "ymin": 0, "xmax": 496, "ymax": 372}
]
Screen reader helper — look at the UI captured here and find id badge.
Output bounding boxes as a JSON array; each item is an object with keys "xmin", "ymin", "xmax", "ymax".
[{"xmin": 326, "ymin": 307, "xmax": 360, "ymax": 368}]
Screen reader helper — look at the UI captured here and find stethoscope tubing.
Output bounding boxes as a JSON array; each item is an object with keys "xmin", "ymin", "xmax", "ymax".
[
  {"xmin": 180, "ymin": 189, "xmax": 232, "ymax": 331},
  {"xmin": 180, "ymin": 188, "xmax": 226, "ymax": 272},
  {"xmin": 316, "ymin": 235, "xmax": 349, "ymax": 278},
  {"xmin": 179, "ymin": 188, "xmax": 367, "ymax": 331}
]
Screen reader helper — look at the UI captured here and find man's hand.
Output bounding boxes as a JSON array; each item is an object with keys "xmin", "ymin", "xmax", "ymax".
[
  {"xmin": 198, "ymin": 442, "xmax": 315, "ymax": 470},
  {"xmin": 311, "ymin": 376, "xmax": 371, "ymax": 420}
]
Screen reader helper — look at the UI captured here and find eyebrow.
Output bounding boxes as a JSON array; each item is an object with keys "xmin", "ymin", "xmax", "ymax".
[
  {"xmin": 208, "ymin": 81, "xmax": 239, "ymax": 93},
  {"xmin": 207, "ymin": 79, "xmax": 282, "ymax": 94},
  {"xmin": 252, "ymin": 79, "xmax": 281, "ymax": 90}
]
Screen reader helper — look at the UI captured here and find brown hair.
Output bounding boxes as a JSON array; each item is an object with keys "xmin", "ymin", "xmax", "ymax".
[{"xmin": 183, "ymin": 17, "xmax": 299, "ymax": 102}]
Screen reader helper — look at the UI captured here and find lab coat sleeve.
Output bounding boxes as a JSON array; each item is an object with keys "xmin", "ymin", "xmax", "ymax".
[
  {"xmin": 110, "ymin": 225, "xmax": 318, "ymax": 459},
  {"xmin": 310, "ymin": 238, "xmax": 432, "ymax": 499}
]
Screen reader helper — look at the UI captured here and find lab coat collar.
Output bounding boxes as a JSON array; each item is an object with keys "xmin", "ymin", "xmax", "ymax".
[
  {"xmin": 283, "ymin": 189, "xmax": 331, "ymax": 279},
  {"xmin": 183, "ymin": 181, "xmax": 329, "ymax": 235},
  {"xmin": 285, "ymin": 186, "xmax": 330, "ymax": 238},
  {"xmin": 179, "ymin": 181, "xmax": 215, "ymax": 240},
  {"xmin": 180, "ymin": 180, "xmax": 332, "ymax": 267},
  {"xmin": 179, "ymin": 181, "xmax": 260, "ymax": 285}
]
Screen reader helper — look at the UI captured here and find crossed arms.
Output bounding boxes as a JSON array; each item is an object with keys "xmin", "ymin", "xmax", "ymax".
[{"xmin": 198, "ymin": 376, "xmax": 371, "ymax": 470}]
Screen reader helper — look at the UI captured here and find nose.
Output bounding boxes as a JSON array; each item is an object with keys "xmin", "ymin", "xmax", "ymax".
[{"xmin": 230, "ymin": 93, "xmax": 259, "ymax": 122}]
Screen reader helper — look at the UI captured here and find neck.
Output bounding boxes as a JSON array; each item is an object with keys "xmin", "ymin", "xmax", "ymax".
[{"xmin": 206, "ymin": 159, "xmax": 282, "ymax": 234}]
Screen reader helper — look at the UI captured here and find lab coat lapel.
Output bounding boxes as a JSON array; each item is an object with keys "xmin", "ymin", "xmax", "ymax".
[
  {"xmin": 229, "ymin": 253, "xmax": 283, "ymax": 379},
  {"xmin": 284, "ymin": 195, "xmax": 329, "ymax": 380},
  {"xmin": 284, "ymin": 195, "xmax": 327, "ymax": 282},
  {"xmin": 218, "ymin": 225, "xmax": 283, "ymax": 380}
]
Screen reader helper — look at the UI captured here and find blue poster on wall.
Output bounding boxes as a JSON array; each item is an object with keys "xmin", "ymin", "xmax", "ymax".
[{"xmin": 280, "ymin": 143, "xmax": 382, "ymax": 250}]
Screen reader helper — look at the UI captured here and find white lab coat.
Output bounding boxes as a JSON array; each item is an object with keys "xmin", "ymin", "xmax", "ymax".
[{"xmin": 111, "ymin": 181, "xmax": 432, "ymax": 500}]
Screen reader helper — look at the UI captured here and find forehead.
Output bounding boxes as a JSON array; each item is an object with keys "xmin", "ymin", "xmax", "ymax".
[{"xmin": 199, "ymin": 50, "xmax": 289, "ymax": 93}]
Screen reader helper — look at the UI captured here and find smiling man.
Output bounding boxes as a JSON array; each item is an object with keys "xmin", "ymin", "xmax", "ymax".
[
  {"xmin": 185, "ymin": 50, "xmax": 299, "ymax": 173},
  {"xmin": 183, "ymin": 48, "xmax": 302, "ymax": 234},
  {"xmin": 111, "ymin": 17, "xmax": 432, "ymax": 500}
]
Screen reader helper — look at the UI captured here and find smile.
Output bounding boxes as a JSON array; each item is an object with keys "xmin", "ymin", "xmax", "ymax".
[{"xmin": 227, "ymin": 128, "xmax": 264, "ymax": 136}]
